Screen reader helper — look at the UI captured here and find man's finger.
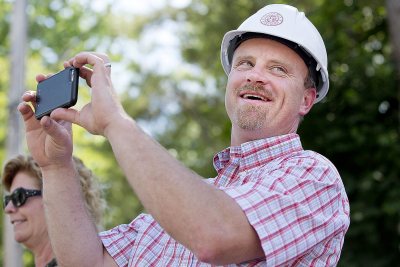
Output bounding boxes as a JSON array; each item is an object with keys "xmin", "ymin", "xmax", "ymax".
[
  {"xmin": 78, "ymin": 66, "xmax": 94, "ymax": 87},
  {"xmin": 18, "ymin": 102, "xmax": 34, "ymax": 121},
  {"xmin": 50, "ymin": 108, "xmax": 81, "ymax": 127},
  {"xmin": 40, "ymin": 116, "xmax": 71, "ymax": 142}
]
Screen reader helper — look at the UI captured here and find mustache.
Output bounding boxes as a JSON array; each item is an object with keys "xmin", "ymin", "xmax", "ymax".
[{"xmin": 236, "ymin": 84, "xmax": 273, "ymax": 98}]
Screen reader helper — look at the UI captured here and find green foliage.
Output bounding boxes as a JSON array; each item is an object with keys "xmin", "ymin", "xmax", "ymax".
[
  {"xmin": 0, "ymin": 0, "xmax": 399, "ymax": 266},
  {"xmin": 27, "ymin": 0, "xmax": 111, "ymax": 66}
]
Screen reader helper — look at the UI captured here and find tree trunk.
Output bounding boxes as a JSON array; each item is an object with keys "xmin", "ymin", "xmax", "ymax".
[
  {"xmin": 3, "ymin": 0, "xmax": 27, "ymax": 266},
  {"xmin": 386, "ymin": 0, "xmax": 400, "ymax": 132}
]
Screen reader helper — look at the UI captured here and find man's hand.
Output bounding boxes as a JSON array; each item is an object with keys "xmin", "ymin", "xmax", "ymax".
[
  {"xmin": 18, "ymin": 90, "xmax": 73, "ymax": 170},
  {"xmin": 48, "ymin": 52, "xmax": 129, "ymax": 137}
]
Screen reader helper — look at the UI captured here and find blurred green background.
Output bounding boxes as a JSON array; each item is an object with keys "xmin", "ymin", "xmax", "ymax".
[{"xmin": 0, "ymin": 0, "xmax": 399, "ymax": 266}]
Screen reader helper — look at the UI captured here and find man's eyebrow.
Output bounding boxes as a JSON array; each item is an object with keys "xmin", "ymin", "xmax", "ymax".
[
  {"xmin": 232, "ymin": 55, "xmax": 254, "ymax": 62},
  {"xmin": 268, "ymin": 59, "xmax": 291, "ymax": 66},
  {"xmin": 234, "ymin": 55, "xmax": 292, "ymax": 68}
]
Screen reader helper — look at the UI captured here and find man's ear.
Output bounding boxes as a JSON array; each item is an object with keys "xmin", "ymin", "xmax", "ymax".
[{"xmin": 299, "ymin": 88, "xmax": 316, "ymax": 116}]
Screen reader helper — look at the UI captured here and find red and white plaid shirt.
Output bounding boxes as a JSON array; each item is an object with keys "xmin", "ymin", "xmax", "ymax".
[{"xmin": 100, "ymin": 133, "xmax": 350, "ymax": 266}]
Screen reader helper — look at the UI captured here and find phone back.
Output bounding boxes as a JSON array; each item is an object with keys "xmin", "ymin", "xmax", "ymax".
[{"xmin": 35, "ymin": 67, "xmax": 79, "ymax": 119}]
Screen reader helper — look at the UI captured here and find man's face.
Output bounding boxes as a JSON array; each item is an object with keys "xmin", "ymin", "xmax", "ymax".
[{"xmin": 225, "ymin": 38, "xmax": 316, "ymax": 145}]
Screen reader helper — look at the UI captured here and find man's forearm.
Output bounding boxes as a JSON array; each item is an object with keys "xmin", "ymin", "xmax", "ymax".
[
  {"xmin": 41, "ymin": 161, "xmax": 106, "ymax": 267},
  {"xmin": 104, "ymin": 116, "xmax": 263, "ymax": 264}
]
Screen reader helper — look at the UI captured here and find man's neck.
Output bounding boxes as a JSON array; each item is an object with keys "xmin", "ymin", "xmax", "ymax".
[{"xmin": 230, "ymin": 126, "xmax": 298, "ymax": 147}]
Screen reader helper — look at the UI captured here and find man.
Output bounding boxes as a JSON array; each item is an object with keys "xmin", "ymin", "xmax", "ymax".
[{"xmin": 18, "ymin": 4, "xmax": 350, "ymax": 266}]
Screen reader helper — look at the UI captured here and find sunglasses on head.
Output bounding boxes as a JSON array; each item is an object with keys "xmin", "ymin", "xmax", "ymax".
[{"xmin": 3, "ymin": 187, "xmax": 42, "ymax": 209}]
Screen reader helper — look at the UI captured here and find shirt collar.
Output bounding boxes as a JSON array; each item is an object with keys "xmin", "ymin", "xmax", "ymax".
[{"xmin": 213, "ymin": 133, "xmax": 303, "ymax": 172}]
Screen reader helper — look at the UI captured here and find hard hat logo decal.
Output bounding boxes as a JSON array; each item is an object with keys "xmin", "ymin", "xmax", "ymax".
[{"xmin": 260, "ymin": 12, "xmax": 283, "ymax": 26}]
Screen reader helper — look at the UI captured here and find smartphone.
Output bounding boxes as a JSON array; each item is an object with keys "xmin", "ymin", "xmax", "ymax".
[{"xmin": 35, "ymin": 67, "xmax": 79, "ymax": 120}]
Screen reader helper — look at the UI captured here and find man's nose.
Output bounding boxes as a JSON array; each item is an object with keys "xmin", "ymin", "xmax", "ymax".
[{"xmin": 246, "ymin": 67, "xmax": 267, "ymax": 84}]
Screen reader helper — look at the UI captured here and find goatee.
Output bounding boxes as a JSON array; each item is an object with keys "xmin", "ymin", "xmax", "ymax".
[{"xmin": 234, "ymin": 84, "xmax": 269, "ymax": 130}]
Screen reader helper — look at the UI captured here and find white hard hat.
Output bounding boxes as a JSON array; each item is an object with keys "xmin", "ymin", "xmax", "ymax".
[{"xmin": 221, "ymin": 4, "xmax": 329, "ymax": 103}]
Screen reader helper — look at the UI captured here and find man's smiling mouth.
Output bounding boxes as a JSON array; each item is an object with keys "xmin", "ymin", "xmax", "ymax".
[
  {"xmin": 240, "ymin": 92, "xmax": 271, "ymax": 101},
  {"xmin": 237, "ymin": 84, "xmax": 273, "ymax": 102}
]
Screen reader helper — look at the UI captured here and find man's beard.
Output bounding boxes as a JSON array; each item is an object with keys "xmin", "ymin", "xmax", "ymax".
[
  {"xmin": 235, "ymin": 105, "xmax": 267, "ymax": 130},
  {"xmin": 233, "ymin": 84, "xmax": 270, "ymax": 130}
]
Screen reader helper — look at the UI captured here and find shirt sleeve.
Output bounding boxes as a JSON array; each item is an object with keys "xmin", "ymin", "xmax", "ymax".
[
  {"xmin": 99, "ymin": 214, "xmax": 147, "ymax": 267},
  {"xmin": 221, "ymin": 156, "xmax": 350, "ymax": 266}
]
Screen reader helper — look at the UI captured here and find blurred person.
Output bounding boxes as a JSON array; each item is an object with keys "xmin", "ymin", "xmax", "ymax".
[
  {"xmin": 2, "ymin": 155, "xmax": 106, "ymax": 267},
  {"xmin": 18, "ymin": 4, "xmax": 349, "ymax": 267}
]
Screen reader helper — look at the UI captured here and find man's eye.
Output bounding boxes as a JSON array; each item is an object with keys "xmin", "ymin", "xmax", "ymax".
[
  {"xmin": 234, "ymin": 60, "xmax": 253, "ymax": 69},
  {"xmin": 241, "ymin": 60, "xmax": 253, "ymax": 66},
  {"xmin": 270, "ymin": 66, "xmax": 287, "ymax": 74}
]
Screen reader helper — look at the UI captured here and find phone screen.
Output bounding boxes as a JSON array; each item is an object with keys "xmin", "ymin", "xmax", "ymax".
[{"xmin": 35, "ymin": 67, "xmax": 79, "ymax": 120}]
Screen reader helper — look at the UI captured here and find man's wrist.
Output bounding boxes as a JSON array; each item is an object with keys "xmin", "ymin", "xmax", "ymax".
[
  {"xmin": 40, "ymin": 158, "xmax": 76, "ymax": 177},
  {"xmin": 103, "ymin": 113, "xmax": 137, "ymax": 140}
]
